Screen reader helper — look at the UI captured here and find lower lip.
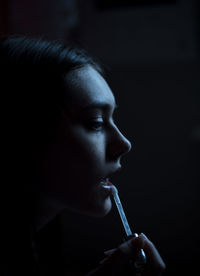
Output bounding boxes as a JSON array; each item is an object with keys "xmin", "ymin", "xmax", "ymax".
[{"xmin": 100, "ymin": 180, "xmax": 114, "ymax": 194}]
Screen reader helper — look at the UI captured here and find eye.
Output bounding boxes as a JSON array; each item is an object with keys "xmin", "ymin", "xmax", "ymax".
[
  {"xmin": 89, "ymin": 120, "xmax": 104, "ymax": 131},
  {"xmin": 85, "ymin": 114, "xmax": 116, "ymax": 132}
]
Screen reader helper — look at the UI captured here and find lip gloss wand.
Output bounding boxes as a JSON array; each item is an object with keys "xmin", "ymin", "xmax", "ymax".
[{"xmin": 111, "ymin": 185, "xmax": 146, "ymax": 272}]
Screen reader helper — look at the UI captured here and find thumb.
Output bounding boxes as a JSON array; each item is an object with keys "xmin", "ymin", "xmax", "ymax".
[
  {"xmin": 100, "ymin": 235, "xmax": 143, "ymax": 267},
  {"xmin": 104, "ymin": 248, "xmax": 117, "ymax": 256},
  {"xmin": 118, "ymin": 234, "xmax": 144, "ymax": 258}
]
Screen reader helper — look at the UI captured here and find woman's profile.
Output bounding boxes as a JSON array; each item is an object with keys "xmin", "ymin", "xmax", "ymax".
[{"xmin": 0, "ymin": 36, "xmax": 165, "ymax": 276}]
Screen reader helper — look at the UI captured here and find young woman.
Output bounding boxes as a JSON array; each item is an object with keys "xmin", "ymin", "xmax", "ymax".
[{"xmin": 0, "ymin": 36, "xmax": 165, "ymax": 276}]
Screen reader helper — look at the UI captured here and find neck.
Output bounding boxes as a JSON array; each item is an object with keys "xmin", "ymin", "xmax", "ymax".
[{"xmin": 33, "ymin": 192, "xmax": 65, "ymax": 234}]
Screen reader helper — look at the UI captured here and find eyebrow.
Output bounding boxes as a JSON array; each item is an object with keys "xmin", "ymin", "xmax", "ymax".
[{"xmin": 82, "ymin": 102, "xmax": 118, "ymax": 111}]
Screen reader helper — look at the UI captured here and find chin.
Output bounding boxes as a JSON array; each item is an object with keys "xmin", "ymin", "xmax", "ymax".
[
  {"xmin": 67, "ymin": 193, "xmax": 113, "ymax": 217},
  {"xmin": 95, "ymin": 197, "xmax": 112, "ymax": 217},
  {"xmin": 82, "ymin": 196, "xmax": 112, "ymax": 217}
]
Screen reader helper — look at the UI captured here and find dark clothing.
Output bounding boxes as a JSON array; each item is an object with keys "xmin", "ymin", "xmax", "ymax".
[
  {"xmin": 1, "ymin": 217, "xmax": 64, "ymax": 276},
  {"xmin": 32, "ymin": 217, "xmax": 65, "ymax": 276}
]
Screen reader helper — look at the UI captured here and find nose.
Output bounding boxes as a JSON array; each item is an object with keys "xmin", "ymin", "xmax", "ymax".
[{"xmin": 107, "ymin": 125, "xmax": 132, "ymax": 160}]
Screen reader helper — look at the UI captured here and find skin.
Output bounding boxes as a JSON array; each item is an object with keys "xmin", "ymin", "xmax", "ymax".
[
  {"xmin": 34, "ymin": 65, "xmax": 166, "ymax": 275},
  {"xmin": 88, "ymin": 233, "xmax": 166, "ymax": 276},
  {"xmin": 34, "ymin": 65, "xmax": 131, "ymax": 231}
]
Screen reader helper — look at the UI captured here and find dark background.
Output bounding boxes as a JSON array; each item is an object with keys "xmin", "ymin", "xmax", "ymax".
[{"xmin": 1, "ymin": 0, "xmax": 200, "ymax": 275}]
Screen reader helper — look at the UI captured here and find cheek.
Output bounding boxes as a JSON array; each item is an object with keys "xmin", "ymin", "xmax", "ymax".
[{"xmin": 65, "ymin": 127, "xmax": 106, "ymax": 169}]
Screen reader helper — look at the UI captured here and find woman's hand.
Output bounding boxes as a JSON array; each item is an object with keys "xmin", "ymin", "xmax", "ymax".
[{"xmin": 87, "ymin": 233, "xmax": 166, "ymax": 276}]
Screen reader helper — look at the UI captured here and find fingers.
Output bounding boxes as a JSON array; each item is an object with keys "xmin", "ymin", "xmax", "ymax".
[
  {"xmin": 98, "ymin": 235, "xmax": 143, "ymax": 270},
  {"xmin": 92, "ymin": 234, "xmax": 166, "ymax": 276},
  {"xmin": 101, "ymin": 234, "xmax": 145, "ymax": 265},
  {"xmin": 104, "ymin": 248, "xmax": 117, "ymax": 256},
  {"xmin": 118, "ymin": 234, "xmax": 144, "ymax": 257},
  {"xmin": 141, "ymin": 234, "xmax": 166, "ymax": 275},
  {"xmin": 99, "ymin": 249, "xmax": 117, "ymax": 265}
]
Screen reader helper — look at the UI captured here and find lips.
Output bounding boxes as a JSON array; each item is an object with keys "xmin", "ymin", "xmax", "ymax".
[
  {"xmin": 100, "ymin": 166, "xmax": 122, "ymax": 185},
  {"xmin": 100, "ymin": 178, "xmax": 112, "ymax": 186}
]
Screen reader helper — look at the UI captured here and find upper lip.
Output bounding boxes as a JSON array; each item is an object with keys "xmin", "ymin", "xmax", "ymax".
[{"xmin": 101, "ymin": 166, "xmax": 122, "ymax": 181}]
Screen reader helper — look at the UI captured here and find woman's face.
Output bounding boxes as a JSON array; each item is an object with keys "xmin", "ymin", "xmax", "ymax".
[{"xmin": 40, "ymin": 65, "xmax": 131, "ymax": 217}]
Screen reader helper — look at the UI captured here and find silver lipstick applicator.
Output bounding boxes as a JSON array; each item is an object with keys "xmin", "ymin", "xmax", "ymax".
[{"xmin": 111, "ymin": 185, "xmax": 146, "ymax": 271}]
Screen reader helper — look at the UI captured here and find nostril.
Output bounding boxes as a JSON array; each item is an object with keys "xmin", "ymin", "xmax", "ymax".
[{"xmin": 108, "ymin": 139, "xmax": 132, "ymax": 161}]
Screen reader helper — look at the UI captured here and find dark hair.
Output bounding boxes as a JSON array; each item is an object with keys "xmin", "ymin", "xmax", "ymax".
[{"xmin": 0, "ymin": 35, "xmax": 103, "ymax": 276}]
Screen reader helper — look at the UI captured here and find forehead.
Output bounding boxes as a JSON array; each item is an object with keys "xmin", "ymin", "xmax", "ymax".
[{"xmin": 64, "ymin": 66, "xmax": 116, "ymax": 110}]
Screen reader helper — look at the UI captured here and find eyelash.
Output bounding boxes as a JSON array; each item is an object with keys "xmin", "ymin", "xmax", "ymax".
[
  {"xmin": 89, "ymin": 120, "xmax": 105, "ymax": 131},
  {"xmin": 87, "ymin": 117, "xmax": 115, "ymax": 132}
]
